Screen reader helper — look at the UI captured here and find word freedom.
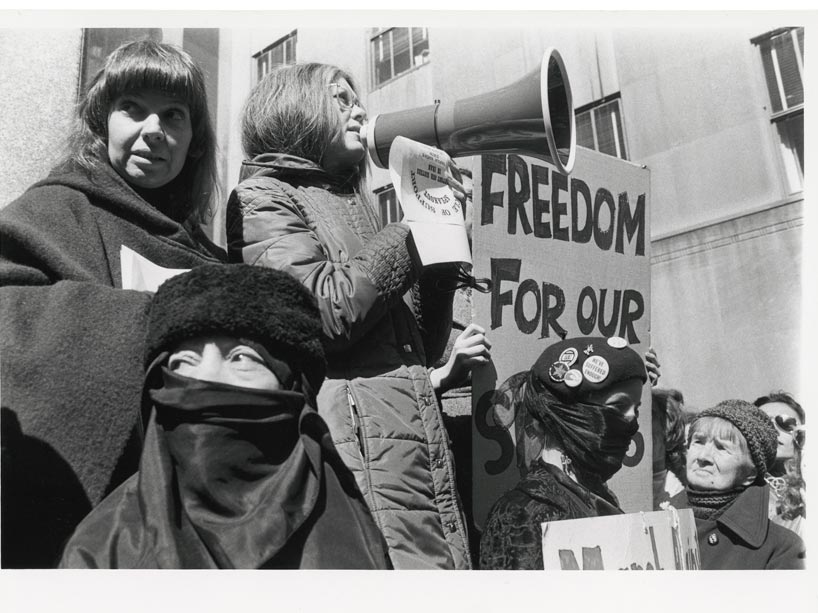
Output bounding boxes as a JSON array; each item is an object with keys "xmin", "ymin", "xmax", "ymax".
[{"xmin": 480, "ymin": 154, "xmax": 646, "ymax": 257}]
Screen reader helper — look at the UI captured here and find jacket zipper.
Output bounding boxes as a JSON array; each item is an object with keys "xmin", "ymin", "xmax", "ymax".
[{"xmin": 347, "ymin": 386, "xmax": 366, "ymax": 459}]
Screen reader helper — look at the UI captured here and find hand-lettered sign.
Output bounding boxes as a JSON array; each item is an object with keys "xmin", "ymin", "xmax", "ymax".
[
  {"xmin": 471, "ymin": 147, "xmax": 652, "ymax": 528},
  {"xmin": 541, "ymin": 508, "xmax": 699, "ymax": 570}
]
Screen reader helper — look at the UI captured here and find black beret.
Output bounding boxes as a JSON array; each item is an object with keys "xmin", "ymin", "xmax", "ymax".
[
  {"xmin": 531, "ymin": 336, "xmax": 647, "ymax": 403},
  {"xmin": 694, "ymin": 399, "xmax": 778, "ymax": 484},
  {"xmin": 145, "ymin": 264, "xmax": 326, "ymax": 390}
]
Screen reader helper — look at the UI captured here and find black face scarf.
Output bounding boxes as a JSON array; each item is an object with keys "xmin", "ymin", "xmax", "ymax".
[
  {"xmin": 517, "ymin": 371, "xmax": 639, "ymax": 484},
  {"xmin": 143, "ymin": 367, "xmax": 321, "ymax": 568}
]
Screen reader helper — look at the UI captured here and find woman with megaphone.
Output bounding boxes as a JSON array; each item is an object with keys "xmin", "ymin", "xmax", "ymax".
[{"xmin": 226, "ymin": 63, "xmax": 489, "ymax": 570}]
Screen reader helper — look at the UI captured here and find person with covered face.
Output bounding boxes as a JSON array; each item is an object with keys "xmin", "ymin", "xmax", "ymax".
[
  {"xmin": 60, "ymin": 264, "xmax": 391, "ymax": 569},
  {"xmin": 685, "ymin": 400, "xmax": 804, "ymax": 569},
  {"xmin": 226, "ymin": 63, "xmax": 477, "ymax": 569},
  {"xmin": 479, "ymin": 336, "xmax": 648, "ymax": 570},
  {"xmin": 0, "ymin": 40, "xmax": 223, "ymax": 568}
]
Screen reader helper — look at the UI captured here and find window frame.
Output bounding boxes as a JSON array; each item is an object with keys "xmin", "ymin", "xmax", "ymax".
[
  {"xmin": 751, "ymin": 27, "xmax": 804, "ymax": 194},
  {"xmin": 574, "ymin": 93, "xmax": 629, "ymax": 161},
  {"xmin": 374, "ymin": 184, "xmax": 402, "ymax": 226},
  {"xmin": 253, "ymin": 30, "xmax": 297, "ymax": 83},
  {"xmin": 369, "ymin": 27, "xmax": 430, "ymax": 89}
]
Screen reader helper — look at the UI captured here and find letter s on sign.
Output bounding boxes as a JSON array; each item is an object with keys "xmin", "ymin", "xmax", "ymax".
[
  {"xmin": 474, "ymin": 389, "xmax": 515, "ymax": 475},
  {"xmin": 622, "ymin": 431, "xmax": 645, "ymax": 468}
]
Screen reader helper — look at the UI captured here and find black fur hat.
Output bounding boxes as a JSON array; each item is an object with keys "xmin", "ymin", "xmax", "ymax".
[{"xmin": 146, "ymin": 264, "xmax": 326, "ymax": 390}]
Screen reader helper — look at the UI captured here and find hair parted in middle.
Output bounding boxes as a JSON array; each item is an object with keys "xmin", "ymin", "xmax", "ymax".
[
  {"xmin": 66, "ymin": 39, "xmax": 219, "ymax": 224},
  {"xmin": 241, "ymin": 62, "xmax": 367, "ymax": 182}
]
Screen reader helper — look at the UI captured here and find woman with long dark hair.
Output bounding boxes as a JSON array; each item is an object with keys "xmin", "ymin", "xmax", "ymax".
[{"xmin": 1, "ymin": 40, "xmax": 223, "ymax": 567}]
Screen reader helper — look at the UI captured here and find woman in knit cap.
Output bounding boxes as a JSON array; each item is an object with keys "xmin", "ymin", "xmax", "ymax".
[
  {"xmin": 685, "ymin": 399, "xmax": 804, "ymax": 569},
  {"xmin": 60, "ymin": 264, "xmax": 391, "ymax": 569},
  {"xmin": 479, "ymin": 335, "xmax": 648, "ymax": 570}
]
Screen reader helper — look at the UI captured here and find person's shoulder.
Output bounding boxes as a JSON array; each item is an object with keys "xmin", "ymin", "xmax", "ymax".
[
  {"xmin": 231, "ymin": 174, "xmax": 300, "ymax": 215},
  {"xmin": 3, "ymin": 166, "xmax": 93, "ymax": 218},
  {"xmin": 768, "ymin": 519, "xmax": 805, "ymax": 548}
]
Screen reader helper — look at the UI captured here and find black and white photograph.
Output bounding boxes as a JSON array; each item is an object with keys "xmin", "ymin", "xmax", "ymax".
[{"xmin": 0, "ymin": 5, "xmax": 814, "ymax": 612}]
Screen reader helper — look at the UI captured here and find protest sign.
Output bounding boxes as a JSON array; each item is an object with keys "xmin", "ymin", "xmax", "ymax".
[
  {"xmin": 388, "ymin": 136, "xmax": 471, "ymax": 266},
  {"xmin": 471, "ymin": 147, "xmax": 651, "ymax": 528},
  {"xmin": 541, "ymin": 508, "xmax": 699, "ymax": 570}
]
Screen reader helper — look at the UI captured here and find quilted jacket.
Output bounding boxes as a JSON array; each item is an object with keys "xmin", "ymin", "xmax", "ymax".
[{"xmin": 226, "ymin": 153, "xmax": 471, "ymax": 569}]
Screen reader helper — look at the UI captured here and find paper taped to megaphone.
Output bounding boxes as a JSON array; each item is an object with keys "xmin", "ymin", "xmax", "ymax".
[{"xmin": 388, "ymin": 136, "xmax": 471, "ymax": 267}]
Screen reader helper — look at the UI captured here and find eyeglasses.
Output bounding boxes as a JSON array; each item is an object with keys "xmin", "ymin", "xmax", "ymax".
[
  {"xmin": 329, "ymin": 82, "xmax": 360, "ymax": 111},
  {"xmin": 774, "ymin": 414, "xmax": 799, "ymax": 433}
]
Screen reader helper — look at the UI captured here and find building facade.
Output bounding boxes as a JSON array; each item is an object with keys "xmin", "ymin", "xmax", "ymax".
[{"xmin": 0, "ymin": 17, "xmax": 805, "ymax": 412}]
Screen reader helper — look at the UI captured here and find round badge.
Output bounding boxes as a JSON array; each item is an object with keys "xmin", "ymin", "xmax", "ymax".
[
  {"xmin": 607, "ymin": 336, "xmax": 628, "ymax": 349},
  {"xmin": 558, "ymin": 347, "xmax": 578, "ymax": 366},
  {"xmin": 549, "ymin": 361, "xmax": 569, "ymax": 382},
  {"xmin": 582, "ymin": 356, "xmax": 610, "ymax": 383},
  {"xmin": 563, "ymin": 369, "xmax": 583, "ymax": 388}
]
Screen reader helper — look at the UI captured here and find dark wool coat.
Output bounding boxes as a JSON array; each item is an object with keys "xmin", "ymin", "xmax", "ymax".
[
  {"xmin": 695, "ymin": 484, "xmax": 805, "ymax": 570},
  {"xmin": 479, "ymin": 460, "xmax": 622, "ymax": 570},
  {"xmin": 226, "ymin": 154, "xmax": 470, "ymax": 570},
  {"xmin": 0, "ymin": 161, "xmax": 222, "ymax": 568},
  {"xmin": 60, "ymin": 380, "xmax": 392, "ymax": 570}
]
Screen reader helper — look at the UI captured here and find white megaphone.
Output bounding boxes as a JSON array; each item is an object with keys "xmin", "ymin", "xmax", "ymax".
[{"xmin": 360, "ymin": 48, "xmax": 576, "ymax": 175}]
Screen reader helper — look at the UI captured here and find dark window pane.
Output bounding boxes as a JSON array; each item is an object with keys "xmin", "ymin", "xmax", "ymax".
[
  {"xmin": 379, "ymin": 191, "xmax": 389, "ymax": 225},
  {"xmin": 392, "ymin": 28, "xmax": 411, "ymax": 76},
  {"xmin": 576, "ymin": 111, "xmax": 595, "ymax": 149},
  {"xmin": 411, "ymin": 27, "xmax": 430, "ymax": 67},
  {"xmin": 390, "ymin": 193, "xmax": 400, "ymax": 222},
  {"xmin": 773, "ymin": 33, "xmax": 803, "ymax": 108},
  {"xmin": 777, "ymin": 111, "xmax": 804, "ymax": 175},
  {"xmin": 372, "ymin": 32, "xmax": 393, "ymax": 85},
  {"xmin": 594, "ymin": 103, "xmax": 617, "ymax": 157}
]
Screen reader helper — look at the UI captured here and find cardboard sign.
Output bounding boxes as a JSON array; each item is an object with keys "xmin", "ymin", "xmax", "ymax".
[
  {"xmin": 541, "ymin": 508, "xmax": 700, "ymax": 570},
  {"xmin": 472, "ymin": 148, "xmax": 652, "ymax": 528},
  {"xmin": 121, "ymin": 245, "xmax": 189, "ymax": 292},
  {"xmin": 388, "ymin": 136, "xmax": 471, "ymax": 266}
]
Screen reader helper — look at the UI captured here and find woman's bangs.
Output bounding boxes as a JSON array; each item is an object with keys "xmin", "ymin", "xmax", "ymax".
[{"xmin": 106, "ymin": 53, "xmax": 202, "ymax": 116}]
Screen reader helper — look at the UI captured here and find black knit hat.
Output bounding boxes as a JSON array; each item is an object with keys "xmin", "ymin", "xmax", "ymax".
[
  {"xmin": 531, "ymin": 336, "xmax": 647, "ymax": 404},
  {"xmin": 146, "ymin": 264, "xmax": 326, "ymax": 390},
  {"xmin": 694, "ymin": 399, "xmax": 778, "ymax": 484}
]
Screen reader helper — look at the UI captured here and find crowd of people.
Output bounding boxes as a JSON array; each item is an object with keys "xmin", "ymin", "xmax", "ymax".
[{"xmin": 0, "ymin": 40, "xmax": 806, "ymax": 570}]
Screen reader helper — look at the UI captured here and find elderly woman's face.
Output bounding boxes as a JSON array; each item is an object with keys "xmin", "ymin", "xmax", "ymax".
[
  {"xmin": 167, "ymin": 335, "xmax": 281, "ymax": 391},
  {"xmin": 321, "ymin": 78, "xmax": 366, "ymax": 175},
  {"xmin": 107, "ymin": 89, "xmax": 193, "ymax": 189},
  {"xmin": 686, "ymin": 425, "xmax": 756, "ymax": 491}
]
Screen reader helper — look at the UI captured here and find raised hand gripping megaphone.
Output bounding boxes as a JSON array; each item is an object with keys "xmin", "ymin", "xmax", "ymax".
[{"xmin": 360, "ymin": 48, "xmax": 576, "ymax": 175}]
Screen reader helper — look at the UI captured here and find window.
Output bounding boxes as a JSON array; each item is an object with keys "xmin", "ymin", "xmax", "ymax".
[
  {"xmin": 575, "ymin": 94, "xmax": 628, "ymax": 160},
  {"xmin": 371, "ymin": 27, "xmax": 430, "ymax": 87},
  {"xmin": 376, "ymin": 186, "xmax": 402, "ymax": 226},
  {"xmin": 752, "ymin": 27, "xmax": 804, "ymax": 193},
  {"xmin": 254, "ymin": 31, "xmax": 297, "ymax": 82}
]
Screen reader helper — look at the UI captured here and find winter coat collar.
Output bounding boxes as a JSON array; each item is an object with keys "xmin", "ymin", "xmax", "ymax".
[
  {"xmin": 523, "ymin": 459, "xmax": 622, "ymax": 514},
  {"xmin": 33, "ymin": 160, "xmax": 221, "ymax": 258},
  {"xmin": 715, "ymin": 484, "xmax": 770, "ymax": 548},
  {"xmin": 240, "ymin": 153, "xmax": 357, "ymax": 193}
]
